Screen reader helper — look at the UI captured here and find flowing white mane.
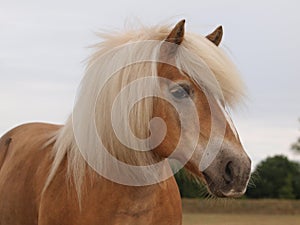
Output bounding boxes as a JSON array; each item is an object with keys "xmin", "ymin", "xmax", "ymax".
[{"xmin": 44, "ymin": 22, "xmax": 245, "ymax": 198}]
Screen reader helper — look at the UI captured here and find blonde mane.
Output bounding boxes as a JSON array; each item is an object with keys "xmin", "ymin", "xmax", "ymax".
[{"xmin": 44, "ymin": 23, "xmax": 245, "ymax": 198}]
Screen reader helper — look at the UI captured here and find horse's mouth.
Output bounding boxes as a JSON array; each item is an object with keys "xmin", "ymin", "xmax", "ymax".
[{"xmin": 202, "ymin": 172, "xmax": 248, "ymax": 198}]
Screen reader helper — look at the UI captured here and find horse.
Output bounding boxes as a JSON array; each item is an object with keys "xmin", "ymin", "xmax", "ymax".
[{"xmin": 0, "ymin": 20, "xmax": 251, "ymax": 225}]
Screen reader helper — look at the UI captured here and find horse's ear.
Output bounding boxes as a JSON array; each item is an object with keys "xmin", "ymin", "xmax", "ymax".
[
  {"xmin": 165, "ymin": 19, "xmax": 185, "ymax": 45},
  {"xmin": 206, "ymin": 26, "xmax": 223, "ymax": 46},
  {"xmin": 162, "ymin": 19, "xmax": 185, "ymax": 56}
]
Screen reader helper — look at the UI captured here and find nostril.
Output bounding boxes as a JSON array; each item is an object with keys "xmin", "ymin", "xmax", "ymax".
[{"xmin": 224, "ymin": 161, "xmax": 234, "ymax": 184}]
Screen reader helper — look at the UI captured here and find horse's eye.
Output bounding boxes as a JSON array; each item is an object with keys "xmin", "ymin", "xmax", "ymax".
[{"xmin": 170, "ymin": 84, "xmax": 191, "ymax": 99}]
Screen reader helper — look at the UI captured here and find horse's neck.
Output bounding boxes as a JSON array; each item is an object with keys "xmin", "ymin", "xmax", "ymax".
[
  {"xmin": 87, "ymin": 166, "xmax": 179, "ymax": 203},
  {"xmin": 81, "ymin": 173, "xmax": 182, "ymax": 224},
  {"xmin": 44, "ymin": 153, "xmax": 182, "ymax": 224}
]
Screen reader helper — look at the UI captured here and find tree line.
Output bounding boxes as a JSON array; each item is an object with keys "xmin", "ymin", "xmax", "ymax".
[{"xmin": 175, "ymin": 155, "xmax": 300, "ymax": 199}]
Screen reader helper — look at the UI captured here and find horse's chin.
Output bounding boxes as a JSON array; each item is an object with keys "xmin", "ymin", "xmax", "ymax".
[{"xmin": 206, "ymin": 188, "xmax": 246, "ymax": 198}]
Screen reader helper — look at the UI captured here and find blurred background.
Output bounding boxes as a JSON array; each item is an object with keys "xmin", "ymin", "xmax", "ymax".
[{"xmin": 1, "ymin": 1, "xmax": 300, "ymax": 224}]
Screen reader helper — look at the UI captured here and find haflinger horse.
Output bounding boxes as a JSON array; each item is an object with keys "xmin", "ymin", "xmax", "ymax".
[{"xmin": 0, "ymin": 20, "xmax": 251, "ymax": 225}]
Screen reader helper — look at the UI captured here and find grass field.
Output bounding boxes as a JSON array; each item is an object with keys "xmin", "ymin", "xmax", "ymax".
[
  {"xmin": 182, "ymin": 199, "xmax": 300, "ymax": 225},
  {"xmin": 183, "ymin": 213, "xmax": 300, "ymax": 225}
]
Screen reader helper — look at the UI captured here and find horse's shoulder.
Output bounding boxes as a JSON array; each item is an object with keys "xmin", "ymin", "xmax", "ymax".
[
  {"xmin": 1, "ymin": 122, "xmax": 60, "ymax": 141},
  {"xmin": 0, "ymin": 122, "xmax": 61, "ymax": 159},
  {"xmin": 6, "ymin": 122, "xmax": 62, "ymax": 135}
]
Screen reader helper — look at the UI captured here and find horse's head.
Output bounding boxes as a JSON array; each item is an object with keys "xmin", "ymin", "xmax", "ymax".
[
  {"xmin": 69, "ymin": 20, "xmax": 251, "ymax": 197},
  {"xmin": 152, "ymin": 20, "xmax": 251, "ymax": 197}
]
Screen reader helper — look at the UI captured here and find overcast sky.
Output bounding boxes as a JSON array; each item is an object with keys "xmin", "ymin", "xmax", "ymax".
[{"xmin": 1, "ymin": 0, "xmax": 299, "ymax": 167}]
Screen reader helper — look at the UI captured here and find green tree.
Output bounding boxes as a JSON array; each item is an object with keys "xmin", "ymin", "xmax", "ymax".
[
  {"xmin": 246, "ymin": 155, "xmax": 300, "ymax": 199},
  {"xmin": 291, "ymin": 138, "xmax": 300, "ymax": 152},
  {"xmin": 291, "ymin": 119, "xmax": 300, "ymax": 152}
]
